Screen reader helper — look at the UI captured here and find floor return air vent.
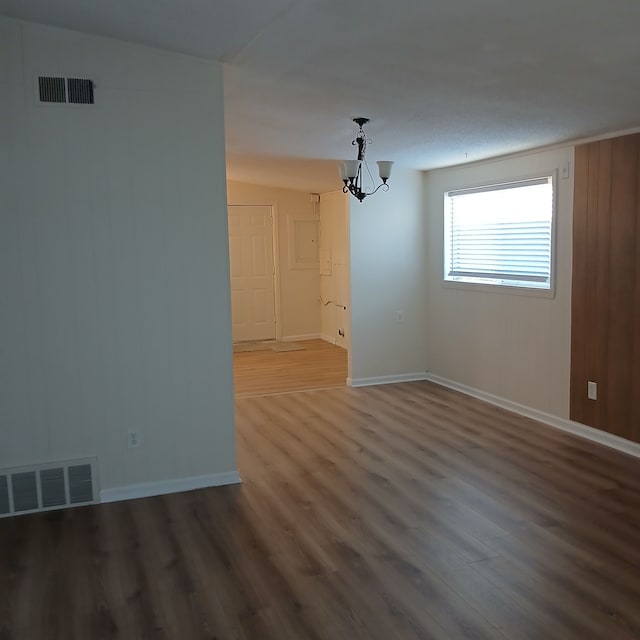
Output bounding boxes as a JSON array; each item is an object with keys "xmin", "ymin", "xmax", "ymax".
[{"xmin": 0, "ymin": 458, "xmax": 99, "ymax": 518}]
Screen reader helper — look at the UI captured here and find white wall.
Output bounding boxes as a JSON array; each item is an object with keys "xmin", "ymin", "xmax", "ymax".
[
  {"xmin": 349, "ymin": 167, "xmax": 427, "ymax": 382},
  {"xmin": 0, "ymin": 18, "xmax": 237, "ymax": 494},
  {"xmin": 319, "ymin": 190, "xmax": 349, "ymax": 347},
  {"xmin": 424, "ymin": 147, "xmax": 574, "ymax": 418},
  {"xmin": 226, "ymin": 181, "xmax": 320, "ymax": 340}
]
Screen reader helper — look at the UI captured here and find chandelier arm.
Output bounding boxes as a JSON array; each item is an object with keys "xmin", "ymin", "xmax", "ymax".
[
  {"xmin": 363, "ymin": 182, "xmax": 390, "ymax": 197},
  {"xmin": 377, "ymin": 182, "xmax": 390, "ymax": 194},
  {"xmin": 342, "ymin": 179, "xmax": 388, "ymax": 201}
]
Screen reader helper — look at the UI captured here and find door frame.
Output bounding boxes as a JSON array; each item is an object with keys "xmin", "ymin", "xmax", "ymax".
[{"xmin": 271, "ymin": 204, "xmax": 283, "ymax": 341}]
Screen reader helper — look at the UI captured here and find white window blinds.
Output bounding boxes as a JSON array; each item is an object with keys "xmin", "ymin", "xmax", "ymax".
[{"xmin": 444, "ymin": 176, "xmax": 554, "ymax": 290}]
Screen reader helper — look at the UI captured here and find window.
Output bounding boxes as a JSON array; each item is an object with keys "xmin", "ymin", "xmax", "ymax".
[{"xmin": 444, "ymin": 175, "xmax": 554, "ymax": 291}]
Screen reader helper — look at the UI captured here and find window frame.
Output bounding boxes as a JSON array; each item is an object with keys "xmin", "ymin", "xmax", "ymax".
[{"xmin": 442, "ymin": 171, "xmax": 558, "ymax": 298}]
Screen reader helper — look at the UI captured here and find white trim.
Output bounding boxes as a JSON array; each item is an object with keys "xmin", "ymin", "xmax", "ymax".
[
  {"xmin": 348, "ymin": 372, "xmax": 429, "ymax": 388},
  {"xmin": 425, "ymin": 373, "xmax": 640, "ymax": 460},
  {"xmin": 281, "ymin": 333, "xmax": 321, "ymax": 342},
  {"xmin": 272, "ymin": 204, "xmax": 283, "ymax": 342},
  {"xmin": 320, "ymin": 333, "xmax": 337, "ymax": 345},
  {"xmin": 100, "ymin": 470, "xmax": 241, "ymax": 503}
]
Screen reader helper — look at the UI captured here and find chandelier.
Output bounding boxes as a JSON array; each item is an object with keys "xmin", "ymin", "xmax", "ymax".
[{"xmin": 339, "ymin": 117, "xmax": 393, "ymax": 202}]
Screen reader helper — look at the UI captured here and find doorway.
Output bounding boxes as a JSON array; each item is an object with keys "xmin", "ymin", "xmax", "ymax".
[{"xmin": 226, "ymin": 187, "xmax": 349, "ymax": 397}]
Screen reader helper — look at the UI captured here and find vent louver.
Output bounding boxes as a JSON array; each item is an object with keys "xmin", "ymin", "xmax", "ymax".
[
  {"xmin": 38, "ymin": 76, "xmax": 66, "ymax": 103},
  {"xmin": 37, "ymin": 76, "xmax": 95, "ymax": 105},
  {"xmin": 0, "ymin": 459, "xmax": 98, "ymax": 518},
  {"xmin": 67, "ymin": 78, "xmax": 94, "ymax": 104},
  {"xmin": 0, "ymin": 475, "xmax": 11, "ymax": 515},
  {"xmin": 68, "ymin": 464, "xmax": 93, "ymax": 503},
  {"xmin": 12, "ymin": 472, "xmax": 38, "ymax": 512},
  {"xmin": 41, "ymin": 467, "xmax": 66, "ymax": 508}
]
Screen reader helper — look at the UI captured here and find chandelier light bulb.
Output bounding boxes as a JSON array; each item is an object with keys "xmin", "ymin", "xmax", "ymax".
[
  {"xmin": 343, "ymin": 160, "xmax": 361, "ymax": 181},
  {"xmin": 377, "ymin": 160, "xmax": 394, "ymax": 182}
]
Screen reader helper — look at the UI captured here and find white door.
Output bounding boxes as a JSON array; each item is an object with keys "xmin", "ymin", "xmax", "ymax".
[{"xmin": 228, "ymin": 205, "xmax": 276, "ymax": 342}]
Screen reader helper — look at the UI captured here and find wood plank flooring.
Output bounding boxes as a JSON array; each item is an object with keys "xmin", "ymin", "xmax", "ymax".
[
  {"xmin": 233, "ymin": 339, "xmax": 347, "ymax": 397},
  {"xmin": 2, "ymin": 381, "xmax": 640, "ymax": 639}
]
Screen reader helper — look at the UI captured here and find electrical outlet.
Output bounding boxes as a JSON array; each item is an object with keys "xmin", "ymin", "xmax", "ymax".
[
  {"xmin": 587, "ymin": 381, "xmax": 597, "ymax": 401},
  {"xmin": 128, "ymin": 431, "xmax": 140, "ymax": 449},
  {"xmin": 396, "ymin": 310, "xmax": 405, "ymax": 323},
  {"xmin": 561, "ymin": 161, "xmax": 570, "ymax": 180}
]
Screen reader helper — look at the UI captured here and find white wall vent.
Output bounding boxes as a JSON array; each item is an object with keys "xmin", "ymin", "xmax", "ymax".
[
  {"xmin": 37, "ymin": 76, "xmax": 95, "ymax": 105},
  {"xmin": 0, "ymin": 458, "xmax": 99, "ymax": 518}
]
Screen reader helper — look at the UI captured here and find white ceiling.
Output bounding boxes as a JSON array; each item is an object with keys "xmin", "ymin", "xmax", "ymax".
[{"xmin": 3, "ymin": 0, "xmax": 640, "ymax": 192}]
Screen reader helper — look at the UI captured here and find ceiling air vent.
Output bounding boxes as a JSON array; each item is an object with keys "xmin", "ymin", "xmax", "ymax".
[
  {"xmin": 37, "ymin": 76, "xmax": 95, "ymax": 105},
  {"xmin": 0, "ymin": 458, "xmax": 99, "ymax": 518}
]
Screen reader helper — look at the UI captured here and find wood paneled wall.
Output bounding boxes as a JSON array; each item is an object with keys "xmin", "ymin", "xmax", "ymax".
[{"xmin": 571, "ymin": 133, "xmax": 640, "ymax": 443}]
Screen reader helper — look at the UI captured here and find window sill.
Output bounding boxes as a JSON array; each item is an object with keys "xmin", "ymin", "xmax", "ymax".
[{"xmin": 442, "ymin": 279, "xmax": 556, "ymax": 299}]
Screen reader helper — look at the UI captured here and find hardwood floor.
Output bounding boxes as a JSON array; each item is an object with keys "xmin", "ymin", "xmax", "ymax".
[
  {"xmin": 2, "ymin": 381, "xmax": 640, "ymax": 639},
  {"xmin": 233, "ymin": 339, "xmax": 347, "ymax": 397}
]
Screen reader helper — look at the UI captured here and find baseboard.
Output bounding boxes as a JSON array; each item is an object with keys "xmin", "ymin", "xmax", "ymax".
[
  {"xmin": 281, "ymin": 333, "xmax": 321, "ymax": 342},
  {"xmin": 348, "ymin": 372, "xmax": 429, "ymax": 388},
  {"xmin": 425, "ymin": 373, "xmax": 640, "ymax": 460},
  {"xmin": 320, "ymin": 333, "xmax": 337, "ymax": 345},
  {"xmin": 100, "ymin": 470, "xmax": 242, "ymax": 503}
]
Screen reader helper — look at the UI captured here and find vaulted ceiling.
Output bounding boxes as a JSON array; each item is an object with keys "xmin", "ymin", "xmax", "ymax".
[{"xmin": 2, "ymin": 0, "xmax": 640, "ymax": 192}]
